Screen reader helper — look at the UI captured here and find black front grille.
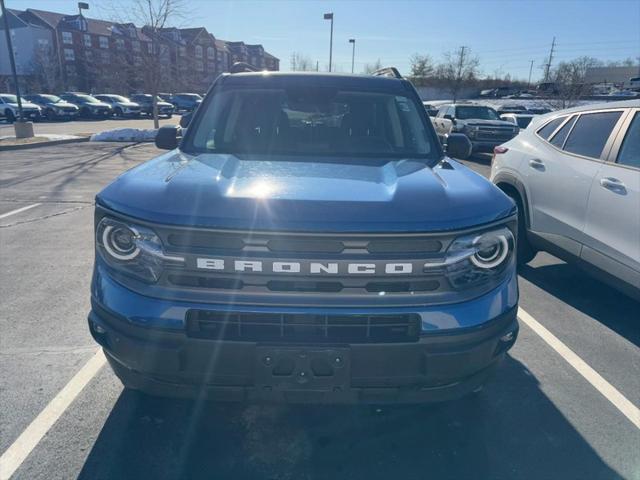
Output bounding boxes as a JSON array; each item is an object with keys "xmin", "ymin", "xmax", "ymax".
[{"xmin": 186, "ymin": 310, "xmax": 420, "ymax": 343}]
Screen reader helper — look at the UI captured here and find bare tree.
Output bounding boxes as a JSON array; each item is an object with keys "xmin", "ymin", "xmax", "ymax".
[
  {"xmin": 30, "ymin": 45, "xmax": 62, "ymax": 93},
  {"xmin": 548, "ymin": 56, "xmax": 601, "ymax": 108},
  {"xmin": 290, "ymin": 52, "xmax": 314, "ymax": 71},
  {"xmin": 409, "ymin": 53, "xmax": 434, "ymax": 84},
  {"xmin": 108, "ymin": 0, "xmax": 188, "ymax": 128},
  {"xmin": 435, "ymin": 47, "xmax": 479, "ymax": 102},
  {"xmin": 362, "ymin": 59, "xmax": 382, "ymax": 74}
]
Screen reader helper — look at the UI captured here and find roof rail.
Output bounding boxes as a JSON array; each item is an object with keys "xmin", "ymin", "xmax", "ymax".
[
  {"xmin": 372, "ymin": 67, "xmax": 402, "ymax": 79},
  {"xmin": 230, "ymin": 62, "xmax": 260, "ymax": 74}
]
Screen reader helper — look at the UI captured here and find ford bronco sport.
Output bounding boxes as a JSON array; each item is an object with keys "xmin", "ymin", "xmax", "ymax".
[{"xmin": 88, "ymin": 67, "xmax": 519, "ymax": 403}]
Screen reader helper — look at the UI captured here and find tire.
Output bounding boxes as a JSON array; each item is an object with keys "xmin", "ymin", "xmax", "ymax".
[
  {"xmin": 80, "ymin": 107, "xmax": 90, "ymax": 118},
  {"xmin": 5, "ymin": 109, "xmax": 15, "ymax": 123},
  {"xmin": 114, "ymin": 107, "xmax": 123, "ymax": 118},
  {"xmin": 165, "ymin": 113, "xmax": 172, "ymax": 119},
  {"xmin": 508, "ymin": 191, "xmax": 536, "ymax": 265}
]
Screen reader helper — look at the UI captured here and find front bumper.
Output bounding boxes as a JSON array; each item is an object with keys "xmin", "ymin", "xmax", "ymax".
[{"xmin": 88, "ymin": 270, "xmax": 519, "ymax": 404}]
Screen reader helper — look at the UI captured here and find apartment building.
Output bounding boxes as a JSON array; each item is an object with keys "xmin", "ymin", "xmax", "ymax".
[{"xmin": 0, "ymin": 8, "xmax": 279, "ymax": 94}]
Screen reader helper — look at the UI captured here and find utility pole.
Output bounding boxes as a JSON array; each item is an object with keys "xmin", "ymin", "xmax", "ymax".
[
  {"xmin": 528, "ymin": 60, "xmax": 534, "ymax": 87},
  {"xmin": 349, "ymin": 38, "xmax": 355, "ymax": 74},
  {"xmin": 544, "ymin": 36, "xmax": 556, "ymax": 82},
  {"xmin": 323, "ymin": 13, "xmax": 334, "ymax": 72},
  {"xmin": 1, "ymin": 0, "xmax": 34, "ymax": 138},
  {"xmin": 453, "ymin": 46, "xmax": 466, "ymax": 102}
]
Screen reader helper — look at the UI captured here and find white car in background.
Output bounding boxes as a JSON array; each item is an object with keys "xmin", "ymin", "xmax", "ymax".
[
  {"xmin": 500, "ymin": 113, "xmax": 536, "ymax": 130},
  {"xmin": 491, "ymin": 100, "xmax": 640, "ymax": 299}
]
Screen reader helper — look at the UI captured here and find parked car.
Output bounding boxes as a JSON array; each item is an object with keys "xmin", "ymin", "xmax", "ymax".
[
  {"xmin": 422, "ymin": 101, "xmax": 439, "ymax": 117},
  {"xmin": 628, "ymin": 77, "xmax": 640, "ymax": 91},
  {"xmin": 491, "ymin": 100, "xmax": 640, "ymax": 299},
  {"xmin": 59, "ymin": 93, "xmax": 112, "ymax": 118},
  {"xmin": 93, "ymin": 94, "xmax": 142, "ymax": 117},
  {"xmin": 170, "ymin": 93, "xmax": 202, "ymax": 112},
  {"xmin": 496, "ymin": 103, "xmax": 528, "ymax": 114},
  {"xmin": 500, "ymin": 113, "xmax": 535, "ymax": 129},
  {"xmin": 87, "ymin": 69, "xmax": 519, "ymax": 404},
  {"xmin": 23, "ymin": 94, "xmax": 79, "ymax": 121},
  {"xmin": 0, "ymin": 94, "xmax": 42, "ymax": 122},
  {"xmin": 608, "ymin": 89, "xmax": 639, "ymax": 98},
  {"xmin": 433, "ymin": 103, "xmax": 519, "ymax": 158},
  {"xmin": 130, "ymin": 94, "xmax": 174, "ymax": 118},
  {"xmin": 526, "ymin": 106, "xmax": 552, "ymax": 115}
]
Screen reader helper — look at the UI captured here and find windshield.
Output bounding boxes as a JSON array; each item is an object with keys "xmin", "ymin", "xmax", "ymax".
[
  {"xmin": 186, "ymin": 86, "xmax": 436, "ymax": 158},
  {"xmin": 108, "ymin": 95, "xmax": 130, "ymax": 102},
  {"xmin": 75, "ymin": 94, "xmax": 100, "ymax": 103},
  {"xmin": 40, "ymin": 95, "xmax": 62, "ymax": 103},
  {"xmin": 1, "ymin": 94, "xmax": 18, "ymax": 103},
  {"xmin": 178, "ymin": 94, "xmax": 202, "ymax": 100},
  {"xmin": 456, "ymin": 106, "xmax": 499, "ymax": 120}
]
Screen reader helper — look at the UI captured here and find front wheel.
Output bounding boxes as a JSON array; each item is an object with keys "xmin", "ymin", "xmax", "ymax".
[
  {"xmin": 509, "ymin": 192, "xmax": 536, "ymax": 265},
  {"xmin": 5, "ymin": 109, "xmax": 15, "ymax": 123}
]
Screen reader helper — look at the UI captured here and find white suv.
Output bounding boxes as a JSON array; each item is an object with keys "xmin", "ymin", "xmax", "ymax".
[{"xmin": 491, "ymin": 100, "xmax": 640, "ymax": 299}]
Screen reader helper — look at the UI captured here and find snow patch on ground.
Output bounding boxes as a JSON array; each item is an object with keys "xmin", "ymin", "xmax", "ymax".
[{"xmin": 90, "ymin": 128, "xmax": 157, "ymax": 142}]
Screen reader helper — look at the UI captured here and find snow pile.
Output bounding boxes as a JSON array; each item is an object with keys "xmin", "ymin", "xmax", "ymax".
[{"xmin": 90, "ymin": 128, "xmax": 157, "ymax": 142}]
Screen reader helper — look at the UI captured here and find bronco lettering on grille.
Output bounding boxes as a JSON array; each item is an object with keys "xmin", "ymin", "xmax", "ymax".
[{"xmin": 195, "ymin": 258, "xmax": 415, "ymax": 275}]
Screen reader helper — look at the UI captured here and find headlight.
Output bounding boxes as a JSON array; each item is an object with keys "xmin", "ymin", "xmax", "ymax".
[
  {"xmin": 96, "ymin": 217, "xmax": 183, "ymax": 282},
  {"xmin": 425, "ymin": 226, "xmax": 515, "ymax": 290}
]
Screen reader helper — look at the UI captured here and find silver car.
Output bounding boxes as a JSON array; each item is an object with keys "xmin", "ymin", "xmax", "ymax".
[{"xmin": 491, "ymin": 100, "xmax": 640, "ymax": 299}]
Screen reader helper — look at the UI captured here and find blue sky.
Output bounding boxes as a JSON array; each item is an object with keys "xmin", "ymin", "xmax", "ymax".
[{"xmin": 8, "ymin": 0, "xmax": 640, "ymax": 80}]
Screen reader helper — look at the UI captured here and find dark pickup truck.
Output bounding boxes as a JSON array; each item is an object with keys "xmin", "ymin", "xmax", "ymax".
[
  {"xmin": 433, "ymin": 103, "xmax": 519, "ymax": 158},
  {"xmin": 88, "ymin": 69, "xmax": 519, "ymax": 404}
]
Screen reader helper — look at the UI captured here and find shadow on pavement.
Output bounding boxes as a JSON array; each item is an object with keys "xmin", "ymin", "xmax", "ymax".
[
  {"xmin": 519, "ymin": 260, "xmax": 640, "ymax": 348},
  {"xmin": 78, "ymin": 356, "xmax": 621, "ymax": 480}
]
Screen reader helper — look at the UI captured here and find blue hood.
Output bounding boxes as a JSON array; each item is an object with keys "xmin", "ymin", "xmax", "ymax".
[{"xmin": 97, "ymin": 150, "xmax": 515, "ymax": 232}]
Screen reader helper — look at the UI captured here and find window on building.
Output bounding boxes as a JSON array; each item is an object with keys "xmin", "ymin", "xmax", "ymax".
[
  {"xmin": 100, "ymin": 51, "xmax": 110, "ymax": 63},
  {"xmin": 62, "ymin": 31, "xmax": 72, "ymax": 44},
  {"xmin": 195, "ymin": 45, "xmax": 203, "ymax": 58},
  {"xmin": 85, "ymin": 50, "xmax": 93, "ymax": 62},
  {"xmin": 64, "ymin": 48, "xmax": 75, "ymax": 61},
  {"xmin": 116, "ymin": 39, "xmax": 125, "ymax": 50},
  {"xmin": 134, "ymin": 55, "xmax": 142, "ymax": 65},
  {"xmin": 99, "ymin": 36, "xmax": 109, "ymax": 49},
  {"xmin": 66, "ymin": 65, "xmax": 76, "ymax": 76},
  {"xmin": 207, "ymin": 47, "xmax": 215, "ymax": 60},
  {"xmin": 147, "ymin": 42, "xmax": 153, "ymax": 54},
  {"xmin": 179, "ymin": 46, "xmax": 186, "ymax": 57},
  {"xmin": 37, "ymin": 38, "xmax": 50, "ymax": 49},
  {"xmin": 132, "ymin": 40, "xmax": 140, "ymax": 52},
  {"xmin": 196, "ymin": 60, "xmax": 204, "ymax": 71},
  {"xmin": 83, "ymin": 34, "xmax": 91, "ymax": 47}
]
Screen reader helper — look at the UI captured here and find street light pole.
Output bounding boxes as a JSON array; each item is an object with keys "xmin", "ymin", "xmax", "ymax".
[
  {"xmin": 528, "ymin": 60, "xmax": 534, "ymax": 88},
  {"xmin": 349, "ymin": 38, "xmax": 355, "ymax": 73},
  {"xmin": 1, "ymin": 0, "xmax": 24, "ymax": 122},
  {"xmin": 323, "ymin": 12, "xmax": 333, "ymax": 72}
]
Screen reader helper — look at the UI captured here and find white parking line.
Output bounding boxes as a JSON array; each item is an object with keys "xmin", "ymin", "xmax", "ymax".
[
  {"xmin": 518, "ymin": 307, "xmax": 640, "ymax": 430},
  {"xmin": 0, "ymin": 350, "xmax": 105, "ymax": 480},
  {"xmin": 0, "ymin": 203, "xmax": 41, "ymax": 220}
]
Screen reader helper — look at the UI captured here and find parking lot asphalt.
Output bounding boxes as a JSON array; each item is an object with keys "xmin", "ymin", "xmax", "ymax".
[
  {"xmin": 0, "ymin": 142, "xmax": 638, "ymax": 480},
  {"xmin": 0, "ymin": 115, "xmax": 181, "ymax": 138}
]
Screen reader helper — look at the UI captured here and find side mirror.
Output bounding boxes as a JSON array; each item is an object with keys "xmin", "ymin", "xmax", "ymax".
[
  {"xmin": 445, "ymin": 133, "xmax": 472, "ymax": 160},
  {"xmin": 155, "ymin": 125, "xmax": 181, "ymax": 150},
  {"xmin": 179, "ymin": 111, "xmax": 193, "ymax": 128}
]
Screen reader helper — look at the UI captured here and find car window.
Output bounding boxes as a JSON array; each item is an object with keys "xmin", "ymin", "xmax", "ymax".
[
  {"xmin": 187, "ymin": 86, "xmax": 436, "ymax": 159},
  {"xmin": 537, "ymin": 116, "xmax": 566, "ymax": 139},
  {"xmin": 455, "ymin": 106, "xmax": 499, "ymax": 120},
  {"xmin": 0, "ymin": 94, "xmax": 18, "ymax": 103},
  {"xmin": 516, "ymin": 116, "xmax": 533, "ymax": 128},
  {"xmin": 563, "ymin": 111, "xmax": 622, "ymax": 159},
  {"xmin": 549, "ymin": 115, "xmax": 577, "ymax": 148},
  {"xmin": 617, "ymin": 112, "xmax": 640, "ymax": 168}
]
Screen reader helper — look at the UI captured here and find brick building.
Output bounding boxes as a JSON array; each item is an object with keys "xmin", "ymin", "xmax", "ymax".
[{"xmin": 0, "ymin": 8, "xmax": 279, "ymax": 94}]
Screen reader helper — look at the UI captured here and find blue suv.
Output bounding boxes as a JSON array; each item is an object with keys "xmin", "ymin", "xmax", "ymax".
[{"xmin": 89, "ymin": 68, "xmax": 519, "ymax": 403}]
